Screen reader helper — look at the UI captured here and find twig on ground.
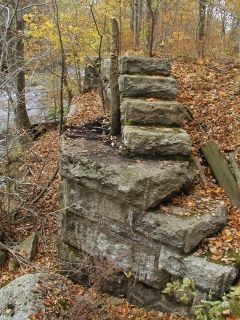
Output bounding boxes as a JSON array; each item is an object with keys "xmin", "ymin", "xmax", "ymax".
[{"xmin": 32, "ymin": 165, "xmax": 59, "ymax": 205}]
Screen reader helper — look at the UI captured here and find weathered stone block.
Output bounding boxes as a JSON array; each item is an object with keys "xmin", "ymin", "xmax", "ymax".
[
  {"xmin": 60, "ymin": 138, "xmax": 195, "ymax": 209},
  {"xmin": 105, "ymin": 220, "xmax": 162, "ymax": 251},
  {"xmin": 134, "ymin": 203, "xmax": 227, "ymax": 253},
  {"xmin": 59, "ymin": 54, "xmax": 237, "ymax": 317},
  {"xmin": 102, "ymin": 57, "xmax": 173, "ymax": 107},
  {"xmin": 61, "ymin": 213, "xmax": 166, "ymax": 288},
  {"xmin": 123, "ymin": 126, "xmax": 192, "ymax": 157},
  {"xmin": 119, "ymin": 75, "xmax": 178, "ymax": 100},
  {"xmin": 121, "ymin": 99, "xmax": 186, "ymax": 126},
  {"xmin": 132, "ymin": 249, "xmax": 170, "ymax": 289},
  {"xmin": 62, "ymin": 214, "xmax": 133, "ymax": 271},
  {"xmin": 158, "ymin": 246, "xmax": 238, "ymax": 296},
  {"xmin": 101, "ymin": 58, "xmax": 110, "ymax": 81},
  {"xmin": 0, "ymin": 273, "xmax": 68, "ymax": 320},
  {"xmin": 13, "ymin": 232, "xmax": 37, "ymax": 261},
  {"xmin": 119, "ymin": 57, "xmax": 171, "ymax": 76},
  {"xmin": 59, "ymin": 238, "xmax": 128, "ymax": 295},
  {"xmin": 63, "ymin": 180, "xmax": 138, "ymax": 224},
  {"xmin": 127, "ymin": 280, "xmax": 190, "ymax": 317},
  {"xmin": 61, "ymin": 212, "xmax": 100, "ymax": 257}
]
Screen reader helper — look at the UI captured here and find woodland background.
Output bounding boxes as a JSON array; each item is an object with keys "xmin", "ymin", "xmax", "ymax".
[{"xmin": 0, "ymin": 0, "xmax": 239, "ymax": 130}]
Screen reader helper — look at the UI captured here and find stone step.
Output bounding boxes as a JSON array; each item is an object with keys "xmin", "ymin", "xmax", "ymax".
[
  {"xmin": 60, "ymin": 137, "xmax": 195, "ymax": 210},
  {"xmin": 121, "ymin": 99, "xmax": 186, "ymax": 127},
  {"xmin": 158, "ymin": 245, "xmax": 238, "ymax": 297},
  {"xmin": 63, "ymin": 182, "xmax": 227, "ymax": 254},
  {"xmin": 119, "ymin": 56, "xmax": 171, "ymax": 76},
  {"xmin": 62, "ymin": 182, "xmax": 228, "ymax": 255},
  {"xmin": 61, "ymin": 212, "xmax": 238, "ymax": 298},
  {"xmin": 123, "ymin": 126, "xmax": 192, "ymax": 157},
  {"xmin": 134, "ymin": 203, "xmax": 227, "ymax": 253},
  {"xmin": 119, "ymin": 75, "xmax": 178, "ymax": 100}
]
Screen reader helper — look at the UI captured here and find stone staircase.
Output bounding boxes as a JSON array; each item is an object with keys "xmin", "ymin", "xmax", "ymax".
[
  {"xmin": 59, "ymin": 57, "xmax": 238, "ymax": 317},
  {"xmin": 119, "ymin": 56, "xmax": 191, "ymax": 158}
]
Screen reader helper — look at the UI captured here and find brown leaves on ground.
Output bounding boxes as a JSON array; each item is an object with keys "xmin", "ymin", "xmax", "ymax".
[
  {"xmin": 173, "ymin": 58, "xmax": 240, "ymax": 265},
  {"xmin": 66, "ymin": 91, "xmax": 104, "ymax": 127},
  {"xmin": 174, "ymin": 58, "xmax": 240, "ymax": 154}
]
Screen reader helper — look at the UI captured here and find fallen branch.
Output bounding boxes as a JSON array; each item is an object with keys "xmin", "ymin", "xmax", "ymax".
[
  {"xmin": 185, "ymin": 106, "xmax": 207, "ymax": 135},
  {"xmin": 32, "ymin": 165, "xmax": 59, "ymax": 205},
  {"xmin": 201, "ymin": 141, "xmax": 240, "ymax": 207}
]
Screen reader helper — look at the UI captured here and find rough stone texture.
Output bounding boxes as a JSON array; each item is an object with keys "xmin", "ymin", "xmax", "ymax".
[
  {"xmin": 134, "ymin": 203, "xmax": 228, "ymax": 253},
  {"xmin": 158, "ymin": 246, "xmax": 238, "ymax": 296},
  {"xmin": 102, "ymin": 57, "xmax": 173, "ymax": 107},
  {"xmin": 123, "ymin": 126, "xmax": 192, "ymax": 157},
  {"xmin": 60, "ymin": 138, "xmax": 195, "ymax": 209},
  {"xmin": 101, "ymin": 58, "xmax": 110, "ymax": 81},
  {"xmin": 61, "ymin": 213, "xmax": 169, "ymax": 290},
  {"xmin": 127, "ymin": 280, "xmax": 190, "ymax": 317},
  {"xmin": 119, "ymin": 57, "xmax": 171, "ymax": 76},
  {"xmin": 0, "ymin": 273, "xmax": 67, "ymax": 320},
  {"xmin": 63, "ymin": 180, "xmax": 138, "ymax": 224},
  {"xmin": 60, "ymin": 209, "xmax": 237, "ymax": 298},
  {"xmin": 101, "ymin": 59, "xmax": 111, "ymax": 108},
  {"xmin": 121, "ymin": 99, "xmax": 186, "ymax": 126},
  {"xmin": 13, "ymin": 232, "xmax": 37, "ymax": 261},
  {"xmin": 83, "ymin": 59, "xmax": 100, "ymax": 93},
  {"xmin": 119, "ymin": 75, "xmax": 178, "ymax": 100}
]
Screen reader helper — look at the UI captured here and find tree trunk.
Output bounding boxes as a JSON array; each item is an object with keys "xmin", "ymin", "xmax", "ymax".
[
  {"xmin": 90, "ymin": 4, "xmax": 106, "ymax": 110},
  {"xmin": 110, "ymin": 18, "xmax": 121, "ymax": 136},
  {"xmin": 205, "ymin": 4, "xmax": 213, "ymax": 51},
  {"xmin": 14, "ymin": 17, "xmax": 31, "ymax": 131},
  {"xmin": 146, "ymin": 0, "xmax": 158, "ymax": 57},
  {"xmin": 198, "ymin": 0, "xmax": 207, "ymax": 58},
  {"xmin": 133, "ymin": 0, "xmax": 140, "ymax": 50},
  {"xmin": 145, "ymin": 0, "xmax": 153, "ymax": 56},
  {"xmin": 228, "ymin": 18, "xmax": 240, "ymax": 55},
  {"xmin": 119, "ymin": 0, "xmax": 122, "ymax": 54},
  {"xmin": 149, "ymin": 10, "xmax": 154, "ymax": 57},
  {"xmin": 130, "ymin": 0, "xmax": 134, "ymax": 32},
  {"xmin": 220, "ymin": 10, "xmax": 226, "ymax": 54}
]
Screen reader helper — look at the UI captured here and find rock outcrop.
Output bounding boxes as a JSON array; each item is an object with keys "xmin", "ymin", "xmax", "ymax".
[
  {"xmin": 0, "ymin": 273, "xmax": 67, "ymax": 320},
  {"xmin": 59, "ymin": 57, "xmax": 238, "ymax": 317},
  {"xmin": 13, "ymin": 232, "xmax": 37, "ymax": 261},
  {"xmin": 60, "ymin": 138, "xmax": 195, "ymax": 210}
]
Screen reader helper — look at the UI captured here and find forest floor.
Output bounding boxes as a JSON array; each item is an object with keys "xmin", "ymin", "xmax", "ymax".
[{"xmin": 0, "ymin": 57, "xmax": 239, "ymax": 320}]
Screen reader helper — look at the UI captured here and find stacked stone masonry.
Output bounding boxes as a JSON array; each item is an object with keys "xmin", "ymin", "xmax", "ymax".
[{"xmin": 59, "ymin": 57, "xmax": 238, "ymax": 317}]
